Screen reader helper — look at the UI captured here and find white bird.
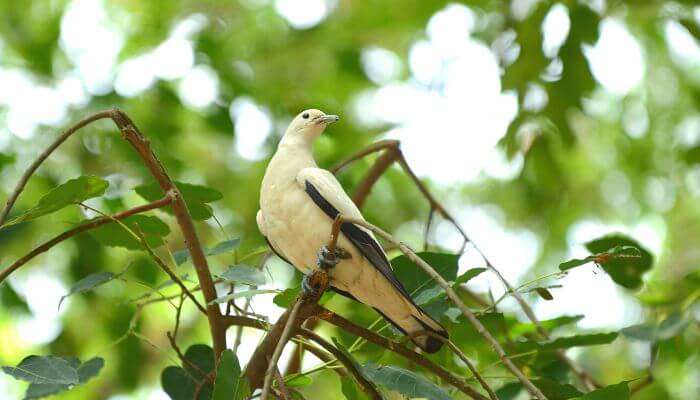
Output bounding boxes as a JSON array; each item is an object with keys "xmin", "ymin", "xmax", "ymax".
[{"xmin": 257, "ymin": 109, "xmax": 447, "ymax": 353}]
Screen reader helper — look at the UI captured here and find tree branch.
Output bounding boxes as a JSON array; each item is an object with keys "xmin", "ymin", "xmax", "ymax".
[
  {"xmin": 297, "ymin": 328, "xmax": 382, "ymax": 400},
  {"xmin": 0, "ymin": 111, "xmax": 115, "ymax": 225},
  {"xmin": 313, "ymin": 305, "xmax": 488, "ymax": 400},
  {"xmin": 331, "ymin": 139, "xmax": 597, "ymax": 390},
  {"xmin": 0, "ymin": 195, "xmax": 175, "ymax": 283},
  {"xmin": 111, "ymin": 109, "xmax": 226, "ymax": 359},
  {"xmin": 0, "ymin": 109, "xmax": 226, "ymax": 360},
  {"xmin": 260, "ymin": 299, "xmax": 304, "ymax": 400},
  {"xmin": 406, "ymin": 330, "xmax": 497, "ymax": 400},
  {"xmin": 337, "ymin": 217, "xmax": 547, "ymax": 400}
]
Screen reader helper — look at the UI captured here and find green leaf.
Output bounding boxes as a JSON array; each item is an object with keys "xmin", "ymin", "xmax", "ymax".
[
  {"xmin": 575, "ymin": 382, "xmax": 629, "ymax": 399},
  {"xmin": 515, "ymin": 332, "xmax": 618, "ymax": 352},
  {"xmin": 212, "ymin": 350, "xmax": 249, "ymax": 400},
  {"xmin": 1, "ymin": 283, "xmax": 31, "ymax": 314},
  {"xmin": 454, "ymin": 267, "xmax": 486, "ymax": 285},
  {"xmin": 59, "ymin": 272, "xmax": 116, "ymax": 310},
  {"xmin": 285, "ymin": 375, "xmax": 312, "ymax": 388},
  {"xmin": 162, "ymin": 366, "xmax": 209, "ymax": 400},
  {"xmin": 2, "ymin": 356, "xmax": 79, "ymax": 385},
  {"xmin": 273, "ymin": 286, "xmax": 300, "ymax": 308},
  {"xmin": 331, "ymin": 339, "xmax": 381, "ymax": 397},
  {"xmin": 510, "ymin": 315, "xmax": 584, "ymax": 337},
  {"xmin": 341, "ymin": 376, "xmax": 372, "ymax": 400},
  {"xmin": 559, "ymin": 256, "xmax": 596, "ymax": 271},
  {"xmin": 452, "ymin": 313, "xmax": 506, "ymax": 343},
  {"xmin": 534, "ymin": 287, "xmax": 554, "ymax": 300},
  {"xmin": 173, "ymin": 249, "xmax": 191, "ymax": 266},
  {"xmin": 0, "ymin": 153, "xmax": 15, "ymax": 171},
  {"xmin": 210, "ymin": 289, "xmax": 278, "ymax": 304},
  {"xmin": 2, "ymin": 176, "xmax": 108, "ymax": 228},
  {"xmin": 413, "ymin": 285, "xmax": 444, "ymax": 305},
  {"xmin": 89, "ymin": 214, "xmax": 170, "ymax": 250},
  {"xmin": 135, "ymin": 182, "xmax": 222, "ymax": 220},
  {"xmin": 75, "ymin": 357, "xmax": 104, "ymax": 383},
  {"xmin": 621, "ymin": 313, "xmax": 688, "ymax": 342},
  {"xmin": 363, "ymin": 363, "xmax": 450, "ymax": 400},
  {"xmin": 391, "ymin": 252, "xmax": 459, "ymax": 300},
  {"xmin": 533, "ymin": 378, "xmax": 583, "ymax": 400},
  {"xmin": 162, "ymin": 345, "xmax": 215, "ymax": 400},
  {"xmin": 208, "ymin": 238, "xmax": 241, "ymax": 256},
  {"xmin": 585, "ymin": 235, "xmax": 653, "ymax": 289},
  {"xmin": 173, "ymin": 238, "xmax": 241, "ymax": 266},
  {"xmin": 23, "ymin": 357, "xmax": 103, "ymax": 399},
  {"xmin": 498, "ymin": 379, "xmax": 583, "ymax": 400},
  {"xmin": 219, "ymin": 265, "xmax": 267, "ymax": 286}
]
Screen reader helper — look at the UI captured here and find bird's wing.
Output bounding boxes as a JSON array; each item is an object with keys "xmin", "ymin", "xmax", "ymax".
[{"xmin": 296, "ymin": 167, "xmax": 417, "ymax": 306}]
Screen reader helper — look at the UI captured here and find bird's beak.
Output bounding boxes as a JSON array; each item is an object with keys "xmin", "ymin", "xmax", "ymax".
[{"xmin": 317, "ymin": 115, "xmax": 340, "ymax": 124}]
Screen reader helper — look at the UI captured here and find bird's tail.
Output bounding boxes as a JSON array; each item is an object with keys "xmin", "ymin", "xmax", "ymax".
[{"xmin": 374, "ymin": 305, "xmax": 448, "ymax": 354}]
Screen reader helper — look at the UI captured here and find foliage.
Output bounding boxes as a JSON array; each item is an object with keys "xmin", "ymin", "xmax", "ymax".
[{"xmin": 0, "ymin": 0, "xmax": 698, "ymax": 400}]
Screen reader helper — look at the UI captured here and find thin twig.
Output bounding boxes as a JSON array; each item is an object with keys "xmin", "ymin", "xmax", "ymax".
[
  {"xmin": 81, "ymin": 202, "xmax": 208, "ymax": 316},
  {"xmin": 260, "ymin": 299, "xmax": 303, "ymax": 400},
  {"xmin": 339, "ymin": 217, "xmax": 547, "ymax": 400},
  {"xmin": 297, "ymin": 328, "xmax": 382, "ymax": 400},
  {"xmin": 0, "ymin": 195, "xmax": 175, "ymax": 283},
  {"xmin": 313, "ymin": 305, "xmax": 488, "ymax": 400},
  {"xmin": 112, "ymin": 110, "xmax": 226, "ymax": 359},
  {"xmin": 332, "ymin": 139, "xmax": 597, "ymax": 390},
  {"xmin": 424, "ymin": 207, "xmax": 434, "ymax": 251},
  {"xmin": 406, "ymin": 330, "xmax": 497, "ymax": 400},
  {"xmin": 0, "ymin": 111, "xmax": 115, "ymax": 225},
  {"xmin": 1, "ymin": 109, "xmax": 225, "ymax": 359}
]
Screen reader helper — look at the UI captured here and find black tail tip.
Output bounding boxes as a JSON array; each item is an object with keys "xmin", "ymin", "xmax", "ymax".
[{"xmin": 423, "ymin": 336, "xmax": 444, "ymax": 353}]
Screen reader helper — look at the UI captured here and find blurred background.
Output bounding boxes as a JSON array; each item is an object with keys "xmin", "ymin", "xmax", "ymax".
[{"xmin": 0, "ymin": 0, "xmax": 699, "ymax": 399}]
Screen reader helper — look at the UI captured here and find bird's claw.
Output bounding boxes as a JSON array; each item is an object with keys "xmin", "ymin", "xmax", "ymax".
[
  {"xmin": 302, "ymin": 273, "xmax": 318, "ymax": 297},
  {"xmin": 317, "ymin": 245, "xmax": 349, "ymax": 269}
]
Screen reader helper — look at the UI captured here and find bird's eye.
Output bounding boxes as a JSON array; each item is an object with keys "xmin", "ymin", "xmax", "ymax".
[{"xmin": 302, "ymin": 112, "xmax": 309, "ymax": 119}]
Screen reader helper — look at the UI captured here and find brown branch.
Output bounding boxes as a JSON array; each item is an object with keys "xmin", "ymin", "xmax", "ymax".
[
  {"xmin": 330, "ymin": 139, "xmax": 400, "ymax": 174},
  {"xmin": 0, "ymin": 109, "xmax": 225, "ymax": 359},
  {"xmin": 0, "ymin": 195, "xmax": 175, "ymax": 283},
  {"xmin": 313, "ymin": 305, "xmax": 488, "ymax": 400},
  {"xmin": 243, "ymin": 269, "xmax": 330, "ymax": 390},
  {"xmin": 261, "ymin": 299, "xmax": 303, "ymax": 400},
  {"xmin": 406, "ymin": 330, "xmax": 497, "ymax": 400},
  {"xmin": 221, "ymin": 315, "xmax": 340, "ymax": 371},
  {"xmin": 350, "ymin": 145, "xmax": 399, "ymax": 208},
  {"xmin": 297, "ymin": 328, "xmax": 382, "ymax": 400},
  {"xmin": 338, "ymin": 217, "xmax": 547, "ymax": 400},
  {"xmin": 111, "ymin": 109, "xmax": 226, "ymax": 359},
  {"xmin": 332, "ymin": 139, "xmax": 597, "ymax": 390},
  {"xmin": 129, "ymin": 222, "xmax": 207, "ymax": 316},
  {"xmin": 0, "ymin": 111, "xmax": 115, "ymax": 225}
]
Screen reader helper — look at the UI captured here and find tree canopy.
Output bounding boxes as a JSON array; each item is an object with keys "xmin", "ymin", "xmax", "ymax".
[{"xmin": 0, "ymin": 1, "xmax": 699, "ymax": 399}]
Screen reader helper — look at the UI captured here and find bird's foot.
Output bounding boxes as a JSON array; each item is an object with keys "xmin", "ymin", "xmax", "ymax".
[
  {"xmin": 317, "ymin": 245, "xmax": 350, "ymax": 270},
  {"xmin": 302, "ymin": 272, "xmax": 318, "ymax": 297}
]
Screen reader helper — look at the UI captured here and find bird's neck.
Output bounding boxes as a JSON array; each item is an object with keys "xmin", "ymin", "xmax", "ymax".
[{"xmin": 272, "ymin": 140, "xmax": 318, "ymax": 171}]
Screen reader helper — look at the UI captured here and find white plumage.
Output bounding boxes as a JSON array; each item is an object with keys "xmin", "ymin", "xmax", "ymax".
[{"xmin": 257, "ymin": 109, "xmax": 446, "ymax": 353}]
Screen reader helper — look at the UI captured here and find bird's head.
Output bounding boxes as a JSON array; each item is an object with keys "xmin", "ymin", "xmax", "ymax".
[{"xmin": 282, "ymin": 109, "xmax": 339, "ymax": 145}]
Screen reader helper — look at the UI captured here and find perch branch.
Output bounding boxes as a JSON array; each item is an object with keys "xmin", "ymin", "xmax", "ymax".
[{"xmin": 0, "ymin": 195, "xmax": 175, "ymax": 283}]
